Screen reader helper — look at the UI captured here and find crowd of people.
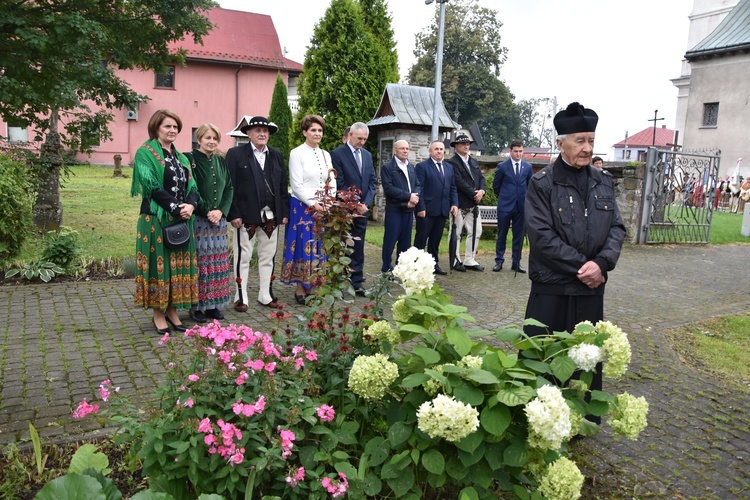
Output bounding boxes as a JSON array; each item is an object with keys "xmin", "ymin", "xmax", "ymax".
[{"xmin": 132, "ymin": 104, "xmax": 626, "ymax": 355}]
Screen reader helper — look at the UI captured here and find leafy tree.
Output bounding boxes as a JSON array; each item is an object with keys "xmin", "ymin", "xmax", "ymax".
[
  {"xmin": 359, "ymin": 0, "xmax": 400, "ymax": 83},
  {"xmin": 407, "ymin": 0, "xmax": 519, "ymax": 153},
  {"xmin": 293, "ymin": 0, "xmax": 398, "ymax": 151},
  {"xmin": 0, "ymin": 0, "xmax": 215, "ymax": 229},
  {"xmin": 517, "ymin": 97, "xmax": 555, "ymax": 149},
  {"xmin": 268, "ymin": 73, "xmax": 293, "ymax": 164}
]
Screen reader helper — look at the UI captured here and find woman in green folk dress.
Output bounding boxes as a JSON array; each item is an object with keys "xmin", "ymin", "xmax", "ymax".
[
  {"xmin": 184, "ymin": 124, "xmax": 233, "ymax": 323},
  {"xmin": 131, "ymin": 109, "xmax": 198, "ymax": 334}
]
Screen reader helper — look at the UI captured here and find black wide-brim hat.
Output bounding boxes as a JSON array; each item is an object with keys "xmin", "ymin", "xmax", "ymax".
[
  {"xmin": 450, "ymin": 133, "xmax": 473, "ymax": 147},
  {"xmin": 240, "ymin": 116, "xmax": 278, "ymax": 135},
  {"xmin": 553, "ymin": 102, "xmax": 598, "ymax": 135}
]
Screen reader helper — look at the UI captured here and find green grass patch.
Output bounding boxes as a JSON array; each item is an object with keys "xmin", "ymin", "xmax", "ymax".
[
  {"xmin": 665, "ymin": 313, "xmax": 750, "ymax": 393},
  {"xmin": 709, "ymin": 210, "xmax": 750, "ymax": 244},
  {"xmin": 16, "ymin": 166, "xmax": 138, "ymax": 263}
]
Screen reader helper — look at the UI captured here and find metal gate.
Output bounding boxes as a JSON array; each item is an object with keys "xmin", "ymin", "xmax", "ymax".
[{"xmin": 638, "ymin": 147, "xmax": 721, "ymax": 244}]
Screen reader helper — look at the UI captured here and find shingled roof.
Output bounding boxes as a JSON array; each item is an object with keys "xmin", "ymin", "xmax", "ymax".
[
  {"xmin": 367, "ymin": 84, "xmax": 461, "ymax": 130},
  {"xmin": 686, "ymin": 0, "xmax": 750, "ymax": 60},
  {"xmin": 169, "ymin": 8, "xmax": 303, "ymax": 71},
  {"xmin": 612, "ymin": 125, "xmax": 675, "ymax": 148}
]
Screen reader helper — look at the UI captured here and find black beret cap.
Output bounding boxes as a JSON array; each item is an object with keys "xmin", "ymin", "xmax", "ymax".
[{"xmin": 553, "ymin": 102, "xmax": 598, "ymax": 135}]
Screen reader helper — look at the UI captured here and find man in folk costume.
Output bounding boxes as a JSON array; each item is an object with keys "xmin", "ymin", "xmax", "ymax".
[
  {"xmin": 226, "ymin": 116, "xmax": 289, "ymax": 310},
  {"xmin": 445, "ymin": 133, "xmax": 486, "ymax": 272},
  {"xmin": 524, "ymin": 102, "xmax": 626, "ymax": 413}
]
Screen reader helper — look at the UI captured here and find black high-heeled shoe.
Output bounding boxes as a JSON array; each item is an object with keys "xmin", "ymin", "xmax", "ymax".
[
  {"xmin": 165, "ymin": 316, "xmax": 188, "ymax": 332},
  {"xmin": 295, "ymin": 294, "xmax": 306, "ymax": 305},
  {"xmin": 153, "ymin": 318, "xmax": 170, "ymax": 335}
]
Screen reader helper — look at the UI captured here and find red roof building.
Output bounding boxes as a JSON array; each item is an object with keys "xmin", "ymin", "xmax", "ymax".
[{"xmin": 612, "ymin": 125, "xmax": 676, "ymax": 162}]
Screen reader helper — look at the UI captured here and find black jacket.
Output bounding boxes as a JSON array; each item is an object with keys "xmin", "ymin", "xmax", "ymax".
[
  {"xmin": 446, "ymin": 153, "xmax": 486, "ymax": 209},
  {"xmin": 380, "ymin": 158, "xmax": 419, "ymax": 212},
  {"xmin": 524, "ymin": 157, "xmax": 626, "ymax": 296},
  {"xmin": 226, "ymin": 143, "xmax": 290, "ymax": 225}
]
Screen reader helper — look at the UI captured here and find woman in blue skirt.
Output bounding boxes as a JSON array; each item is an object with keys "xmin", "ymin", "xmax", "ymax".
[{"xmin": 280, "ymin": 115, "xmax": 336, "ymax": 304}]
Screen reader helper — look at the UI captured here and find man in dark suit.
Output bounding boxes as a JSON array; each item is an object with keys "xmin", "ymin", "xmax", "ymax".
[
  {"xmin": 414, "ymin": 140, "xmax": 458, "ymax": 275},
  {"xmin": 226, "ymin": 116, "xmax": 290, "ymax": 309},
  {"xmin": 380, "ymin": 139, "xmax": 420, "ymax": 273},
  {"xmin": 446, "ymin": 133, "xmax": 486, "ymax": 272},
  {"xmin": 331, "ymin": 122, "xmax": 377, "ymax": 295},
  {"xmin": 493, "ymin": 140, "xmax": 532, "ymax": 273}
]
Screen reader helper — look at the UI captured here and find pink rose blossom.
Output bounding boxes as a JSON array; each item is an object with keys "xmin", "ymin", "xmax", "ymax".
[
  {"xmin": 264, "ymin": 362, "xmax": 277, "ymax": 374},
  {"xmin": 183, "ymin": 398, "xmax": 194, "ymax": 408},
  {"xmin": 305, "ymin": 350, "xmax": 318, "ymax": 361},
  {"xmin": 158, "ymin": 332, "xmax": 170, "ymax": 345},
  {"xmin": 292, "ymin": 345, "xmax": 304, "ymax": 355},
  {"xmin": 286, "ymin": 466, "xmax": 306, "ymax": 487},
  {"xmin": 322, "ymin": 473, "xmax": 349, "ymax": 498},
  {"xmin": 294, "ymin": 358, "xmax": 305, "ymax": 371},
  {"xmin": 188, "ymin": 373, "xmax": 200, "ymax": 382}
]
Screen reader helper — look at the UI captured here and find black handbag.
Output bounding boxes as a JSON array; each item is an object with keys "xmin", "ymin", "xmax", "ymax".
[{"xmin": 163, "ymin": 221, "xmax": 189, "ymax": 249}]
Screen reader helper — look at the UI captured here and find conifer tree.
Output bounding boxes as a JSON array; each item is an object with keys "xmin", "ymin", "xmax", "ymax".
[
  {"xmin": 268, "ymin": 73, "xmax": 293, "ymax": 163},
  {"xmin": 359, "ymin": 0, "xmax": 399, "ymax": 83},
  {"xmin": 294, "ymin": 0, "xmax": 397, "ymax": 151}
]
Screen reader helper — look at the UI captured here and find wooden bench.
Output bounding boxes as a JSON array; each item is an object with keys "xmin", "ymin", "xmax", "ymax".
[{"xmin": 478, "ymin": 205, "xmax": 497, "ymax": 228}]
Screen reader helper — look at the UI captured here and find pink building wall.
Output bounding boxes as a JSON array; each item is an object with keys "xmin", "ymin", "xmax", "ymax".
[
  {"xmin": 1, "ymin": 7, "xmax": 302, "ymax": 165},
  {"xmin": 84, "ymin": 62, "xmax": 286, "ymax": 164}
]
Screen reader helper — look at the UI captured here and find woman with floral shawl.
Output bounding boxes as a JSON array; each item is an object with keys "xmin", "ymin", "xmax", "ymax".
[{"xmin": 131, "ymin": 109, "xmax": 199, "ymax": 334}]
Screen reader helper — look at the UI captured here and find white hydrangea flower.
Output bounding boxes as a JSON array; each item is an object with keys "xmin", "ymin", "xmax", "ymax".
[
  {"xmin": 538, "ymin": 457, "xmax": 584, "ymax": 500},
  {"xmin": 568, "ymin": 343, "xmax": 603, "ymax": 372},
  {"xmin": 458, "ymin": 355, "xmax": 483, "ymax": 370},
  {"xmin": 524, "ymin": 385, "xmax": 571, "ymax": 450},
  {"xmin": 391, "ymin": 297, "xmax": 412, "ymax": 324},
  {"xmin": 365, "ymin": 320, "xmax": 400, "ymax": 345},
  {"xmin": 417, "ymin": 394, "xmax": 479, "ymax": 442},
  {"xmin": 599, "ymin": 322, "xmax": 631, "ymax": 379},
  {"xmin": 609, "ymin": 392, "xmax": 649, "ymax": 440},
  {"xmin": 347, "ymin": 354, "xmax": 399, "ymax": 402},
  {"xmin": 392, "ymin": 247, "xmax": 435, "ymax": 295}
]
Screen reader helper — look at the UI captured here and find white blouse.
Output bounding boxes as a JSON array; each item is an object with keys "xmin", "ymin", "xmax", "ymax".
[{"xmin": 289, "ymin": 143, "xmax": 337, "ymax": 206}]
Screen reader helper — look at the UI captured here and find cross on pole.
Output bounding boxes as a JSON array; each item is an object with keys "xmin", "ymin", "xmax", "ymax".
[{"xmin": 648, "ymin": 109, "xmax": 665, "ymax": 146}]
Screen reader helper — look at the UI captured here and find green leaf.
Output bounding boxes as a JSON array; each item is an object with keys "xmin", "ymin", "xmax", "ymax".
[
  {"xmin": 495, "ymin": 327, "xmax": 524, "ymax": 342},
  {"xmin": 464, "ymin": 368, "xmax": 500, "ymax": 385},
  {"xmin": 480, "ymin": 404, "xmax": 511, "ymax": 437},
  {"xmin": 81, "ymin": 469, "xmax": 122, "ymax": 500},
  {"xmin": 28, "ymin": 423, "xmax": 44, "ymax": 476},
  {"xmin": 550, "ymin": 356, "xmax": 576, "ymax": 383},
  {"xmin": 421, "ymin": 449, "xmax": 445, "ymax": 475},
  {"xmin": 495, "ymin": 349, "xmax": 518, "ymax": 368},
  {"xmin": 587, "ymin": 399, "xmax": 610, "ymax": 416},
  {"xmin": 400, "ymin": 323, "xmax": 429, "ymax": 334},
  {"xmin": 413, "ymin": 346, "xmax": 441, "ymax": 364},
  {"xmin": 69, "ymin": 443, "xmax": 110, "ymax": 475},
  {"xmin": 457, "ymin": 441, "xmax": 485, "ymax": 466},
  {"xmin": 590, "ymin": 390, "xmax": 612, "ymax": 401},
  {"xmin": 167, "ymin": 440, "xmax": 189, "ymax": 454},
  {"xmin": 520, "ymin": 359, "xmax": 552, "ymax": 374},
  {"xmin": 388, "ymin": 421, "xmax": 412, "ymax": 448},
  {"xmin": 385, "ymin": 465, "xmax": 414, "ymax": 497},
  {"xmin": 503, "ymin": 442, "xmax": 529, "ymax": 467},
  {"xmin": 401, "ymin": 372, "xmax": 431, "ymax": 388},
  {"xmin": 35, "ymin": 473, "xmax": 108, "ymax": 499},
  {"xmin": 446, "ymin": 455, "xmax": 468, "ymax": 480},
  {"xmin": 453, "ymin": 385, "xmax": 484, "ymax": 406},
  {"xmin": 459, "ymin": 486, "xmax": 480, "ymax": 500},
  {"xmin": 446, "ymin": 326, "xmax": 472, "ymax": 356},
  {"xmin": 497, "ymin": 385, "xmax": 535, "ymax": 406},
  {"xmin": 130, "ymin": 491, "xmax": 174, "ymax": 499},
  {"xmin": 362, "ymin": 474, "xmax": 383, "ymax": 496},
  {"xmin": 364, "ymin": 437, "xmax": 389, "ymax": 466},
  {"xmin": 505, "ymin": 368, "xmax": 537, "ymax": 380},
  {"xmin": 454, "ymin": 428, "xmax": 484, "ymax": 453}
]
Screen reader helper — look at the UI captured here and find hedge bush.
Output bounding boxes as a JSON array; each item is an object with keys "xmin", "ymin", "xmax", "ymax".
[{"xmin": 0, "ymin": 153, "xmax": 35, "ymax": 263}]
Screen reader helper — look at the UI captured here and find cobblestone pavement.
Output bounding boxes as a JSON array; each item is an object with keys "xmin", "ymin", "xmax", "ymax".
[{"xmin": 0, "ymin": 241, "xmax": 748, "ymax": 498}]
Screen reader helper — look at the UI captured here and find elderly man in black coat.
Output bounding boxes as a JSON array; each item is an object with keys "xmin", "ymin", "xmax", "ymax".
[{"xmin": 524, "ymin": 102, "xmax": 626, "ymax": 399}]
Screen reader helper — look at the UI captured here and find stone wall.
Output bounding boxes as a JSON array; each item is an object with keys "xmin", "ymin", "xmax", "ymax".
[{"xmin": 604, "ymin": 163, "xmax": 645, "ymax": 244}]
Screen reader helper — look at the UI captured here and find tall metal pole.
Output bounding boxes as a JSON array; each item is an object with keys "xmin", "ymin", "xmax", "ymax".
[{"xmin": 431, "ymin": 0, "xmax": 447, "ymax": 142}]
